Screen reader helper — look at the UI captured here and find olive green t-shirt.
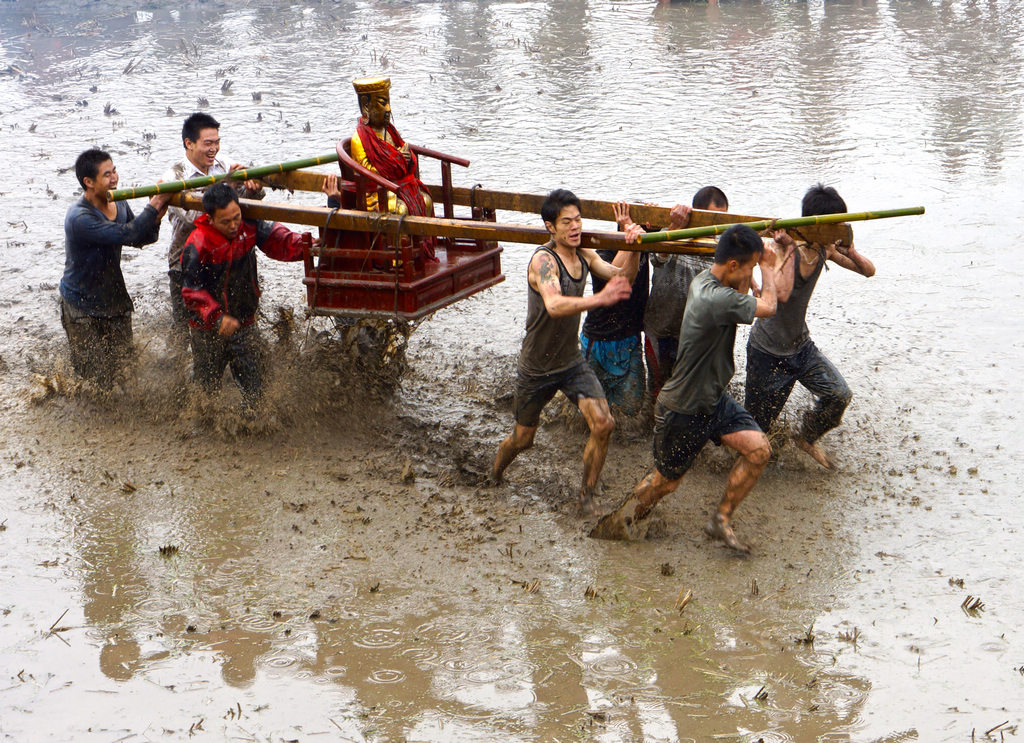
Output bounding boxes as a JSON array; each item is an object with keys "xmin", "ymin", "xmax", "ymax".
[{"xmin": 657, "ymin": 269, "xmax": 757, "ymax": 415}]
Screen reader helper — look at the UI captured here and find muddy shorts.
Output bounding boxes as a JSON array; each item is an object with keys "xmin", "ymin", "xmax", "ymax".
[
  {"xmin": 514, "ymin": 361, "xmax": 605, "ymax": 427},
  {"xmin": 653, "ymin": 393, "xmax": 760, "ymax": 480},
  {"xmin": 580, "ymin": 333, "xmax": 645, "ymax": 416}
]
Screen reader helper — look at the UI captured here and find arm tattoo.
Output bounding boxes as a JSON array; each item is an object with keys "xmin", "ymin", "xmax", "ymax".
[{"xmin": 537, "ymin": 254, "xmax": 560, "ymax": 294}]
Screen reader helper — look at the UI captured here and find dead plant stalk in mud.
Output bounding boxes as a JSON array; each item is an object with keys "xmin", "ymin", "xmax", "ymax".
[{"xmin": 46, "ymin": 608, "xmax": 68, "ymax": 633}]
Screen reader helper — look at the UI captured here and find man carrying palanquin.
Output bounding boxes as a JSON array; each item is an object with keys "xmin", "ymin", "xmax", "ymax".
[
  {"xmin": 490, "ymin": 189, "xmax": 644, "ymax": 515},
  {"xmin": 180, "ymin": 183, "xmax": 315, "ymax": 412},
  {"xmin": 349, "ymin": 76, "xmax": 436, "ymax": 259},
  {"xmin": 744, "ymin": 184, "xmax": 875, "ymax": 470},
  {"xmin": 59, "ymin": 149, "xmax": 173, "ymax": 383},
  {"xmin": 578, "ymin": 201, "xmax": 650, "ymax": 418},
  {"xmin": 163, "ymin": 112, "xmax": 264, "ymax": 340},
  {"xmin": 644, "ymin": 186, "xmax": 729, "ymax": 397},
  {"xmin": 591, "ymin": 225, "xmax": 794, "ymax": 553}
]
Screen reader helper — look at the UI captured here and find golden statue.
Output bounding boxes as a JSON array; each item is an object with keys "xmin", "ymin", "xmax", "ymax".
[{"xmin": 351, "ymin": 77, "xmax": 434, "ymax": 219}]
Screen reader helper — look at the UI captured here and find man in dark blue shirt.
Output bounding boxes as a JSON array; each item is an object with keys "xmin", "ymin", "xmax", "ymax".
[
  {"xmin": 579, "ymin": 201, "xmax": 649, "ymax": 417},
  {"xmin": 59, "ymin": 149, "xmax": 171, "ymax": 381}
]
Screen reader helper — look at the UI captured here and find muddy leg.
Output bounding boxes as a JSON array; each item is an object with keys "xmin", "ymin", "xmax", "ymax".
[
  {"xmin": 794, "ymin": 344, "xmax": 851, "ymax": 469},
  {"xmin": 61, "ymin": 298, "xmax": 105, "ymax": 381},
  {"xmin": 490, "ymin": 423, "xmax": 536, "ymax": 485},
  {"xmin": 711, "ymin": 430, "xmax": 772, "ymax": 553},
  {"xmin": 99, "ymin": 312, "xmax": 134, "ymax": 384},
  {"xmin": 228, "ymin": 325, "xmax": 267, "ymax": 413},
  {"xmin": 576, "ymin": 396, "xmax": 615, "ymax": 515},
  {"xmin": 744, "ymin": 341, "xmax": 797, "ymax": 435},
  {"xmin": 590, "ymin": 470, "xmax": 681, "ymax": 540},
  {"xmin": 190, "ymin": 328, "xmax": 229, "ymax": 395}
]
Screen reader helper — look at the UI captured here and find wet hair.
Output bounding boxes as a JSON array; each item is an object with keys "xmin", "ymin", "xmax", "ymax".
[
  {"xmin": 802, "ymin": 183, "xmax": 847, "ymax": 216},
  {"xmin": 714, "ymin": 224, "xmax": 763, "ymax": 265},
  {"xmin": 202, "ymin": 182, "xmax": 240, "ymax": 215},
  {"xmin": 692, "ymin": 185, "xmax": 729, "ymax": 210},
  {"xmin": 182, "ymin": 112, "xmax": 221, "ymax": 145},
  {"xmin": 540, "ymin": 189, "xmax": 582, "ymax": 227},
  {"xmin": 75, "ymin": 148, "xmax": 111, "ymax": 189}
]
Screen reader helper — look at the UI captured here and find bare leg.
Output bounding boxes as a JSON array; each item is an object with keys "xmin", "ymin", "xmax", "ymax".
[
  {"xmin": 490, "ymin": 423, "xmax": 537, "ymax": 485},
  {"xmin": 590, "ymin": 470, "xmax": 682, "ymax": 540},
  {"xmin": 576, "ymin": 396, "xmax": 615, "ymax": 514},
  {"xmin": 709, "ymin": 430, "xmax": 772, "ymax": 553}
]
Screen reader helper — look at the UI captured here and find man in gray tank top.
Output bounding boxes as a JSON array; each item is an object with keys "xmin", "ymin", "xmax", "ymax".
[
  {"xmin": 491, "ymin": 189, "xmax": 643, "ymax": 514},
  {"xmin": 645, "ymin": 186, "xmax": 728, "ymax": 397},
  {"xmin": 744, "ymin": 184, "xmax": 876, "ymax": 470},
  {"xmin": 591, "ymin": 224, "xmax": 794, "ymax": 553}
]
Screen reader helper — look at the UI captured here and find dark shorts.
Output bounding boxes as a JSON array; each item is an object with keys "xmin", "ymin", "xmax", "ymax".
[
  {"xmin": 744, "ymin": 339, "xmax": 852, "ymax": 443},
  {"xmin": 653, "ymin": 393, "xmax": 761, "ymax": 480},
  {"xmin": 514, "ymin": 361, "xmax": 606, "ymax": 427}
]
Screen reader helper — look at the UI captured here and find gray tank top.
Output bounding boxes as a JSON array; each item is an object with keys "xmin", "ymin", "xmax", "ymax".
[
  {"xmin": 518, "ymin": 242, "xmax": 588, "ymax": 376},
  {"xmin": 749, "ymin": 247, "xmax": 825, "ymax": 357}
]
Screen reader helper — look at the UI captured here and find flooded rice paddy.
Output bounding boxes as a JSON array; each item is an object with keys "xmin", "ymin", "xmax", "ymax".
[{"xmin": 1, "ymin": 1, "xmax": 1022, "ymax": 741}]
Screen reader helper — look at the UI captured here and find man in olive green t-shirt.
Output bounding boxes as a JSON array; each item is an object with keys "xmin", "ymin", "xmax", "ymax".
[{"xmin": 591, "ymin": 224, "xmax": 794, "ymax": 553}]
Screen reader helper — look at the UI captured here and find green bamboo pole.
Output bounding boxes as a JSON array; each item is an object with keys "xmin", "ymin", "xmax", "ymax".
[
  {"xmin": 637, "ymin": 206, "xmax": 925, "ymax": 244},
  {"xmin": 107, "ymin": 152, "xmax": 340, "ymax": 202}
]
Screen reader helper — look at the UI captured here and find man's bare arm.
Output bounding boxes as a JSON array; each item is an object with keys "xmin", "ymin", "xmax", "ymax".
[
  {"xmin": 771, "ymin": 233, "xmax": 797, "ymax": 303},
  {"xmin": 754, "ymin": 242, "xmax": 779, "ymax": 318},
  {"xmin": 581, "ymin": 221, "xmax": 645, "ymax": 281},
  {"xmin": 828, "ymin": 242, "xmax": 875, "ymax": 277},
  {"xmin": 530, "ymin": 250, "xmax": 632, "ymax": 318}
]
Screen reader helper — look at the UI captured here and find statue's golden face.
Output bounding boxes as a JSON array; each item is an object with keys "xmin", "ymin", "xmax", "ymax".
[{"xmin": 361, "ymin": 92, "xmax": 391, "ymax": 128}]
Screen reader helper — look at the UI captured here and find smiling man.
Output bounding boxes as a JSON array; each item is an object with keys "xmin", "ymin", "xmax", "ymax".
[
  {"xmin": 59, "ymin": 149, "xmax": 172, "ymax": 382},
  {"xmin": 490, "ymin": 189, "xmax": 643, "ymax": 514},
  {"xmin": 163, "ymin": 113, "xmax": 264, "ymax": 340},
  {"xmin": 180, "ymin": 183, "xmax": 313, "ymax": 412}
]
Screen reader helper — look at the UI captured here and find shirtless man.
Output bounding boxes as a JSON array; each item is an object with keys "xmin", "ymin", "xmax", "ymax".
[
  {"xmin": 744, "ymin": 184, "xmax": 875, "ymax": 469},
  {"xmin": 591, "ymin": 224, "xmax": 794, "ymax": 552},
  {"xmin": 491, "ymin": 189, "xmax": 643, "ymax": 513}
]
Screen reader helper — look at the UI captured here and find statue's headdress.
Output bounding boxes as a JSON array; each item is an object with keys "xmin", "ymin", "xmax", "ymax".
[{"xmin": 353, "ymin": 77, "xmax": 391, "ymax": 97}]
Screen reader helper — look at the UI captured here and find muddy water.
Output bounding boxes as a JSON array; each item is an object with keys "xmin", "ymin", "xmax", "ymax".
[{"xmin": 1, "ymin": 1, "xmax": 1023, "ymax": 741}]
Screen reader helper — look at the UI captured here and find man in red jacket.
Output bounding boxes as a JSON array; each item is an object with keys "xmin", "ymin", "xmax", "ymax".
[{"xmin": 181, "ymin": 183, "xmax": 313, "ymax": 411}]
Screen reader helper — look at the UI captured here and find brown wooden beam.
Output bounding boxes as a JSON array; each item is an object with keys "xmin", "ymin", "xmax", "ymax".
[
  {"xmin": 170, "ymin": 193, "xmax": 715, "ymax": 255},
  {"xmin": 251, "ymin": 172, "xmax": 852, "ymax": 246}
]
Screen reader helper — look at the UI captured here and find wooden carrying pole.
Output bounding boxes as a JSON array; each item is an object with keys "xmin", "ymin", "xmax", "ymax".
[
  {"xmin": 106, "ymin": 152, "xmax": 340, "ymax": 202},
  {"xmin": 169, "ymin": 193, "xmax": 716, "ymax": 255},
  {"xmin": 637, "ymin": 207, "xmax": 926, "ymax": 244},
  {"xmin": 255, "ymin": 171, "xmax": 856, "ymax": 247}
]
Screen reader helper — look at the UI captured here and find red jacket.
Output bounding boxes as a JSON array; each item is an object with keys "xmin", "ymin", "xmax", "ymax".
[{"xmin": 181, "ymin": 215, "xmax": 309, "ymax": 330}]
